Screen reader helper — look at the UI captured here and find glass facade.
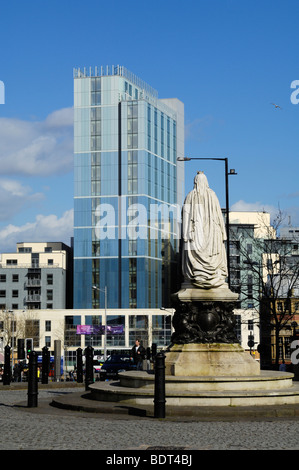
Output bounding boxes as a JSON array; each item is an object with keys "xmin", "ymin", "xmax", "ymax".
[{"xmin": 73, "ymin": 66, "xmax": 184, "ymax": 309}]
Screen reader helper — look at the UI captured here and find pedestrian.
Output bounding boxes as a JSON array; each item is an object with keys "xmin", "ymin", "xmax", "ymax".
[
  {"xmin": 130, "ymin": 339, "xmax": 146, "ymax": 370},
  {"xmin": 13, "ymin": 361, "xmax": 22, "ymax": 382},
  {"xmin": 279, "ymin": 360, "xmax": 287, "ymax": 372}
]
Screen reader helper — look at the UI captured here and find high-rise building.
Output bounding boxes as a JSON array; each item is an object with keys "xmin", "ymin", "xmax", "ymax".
[{"xmin": 73, "ymin": 65, "xmax": 184, "ymax": 309}]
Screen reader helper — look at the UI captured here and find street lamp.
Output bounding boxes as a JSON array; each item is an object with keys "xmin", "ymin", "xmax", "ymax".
[
  {"xmin": 92, "ymin": 285, "xmax": 107, "ymax": 360},
  {"xmin": 177, "ymin": 156, "xmax": 237, "ymax": 288}
]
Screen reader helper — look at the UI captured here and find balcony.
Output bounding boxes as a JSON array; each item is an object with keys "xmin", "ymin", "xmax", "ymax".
[
  {"xmin": 27, "ymin": 294, "xmax": 41, "ymax": 302},
  {"xmin": 26, "ymin": 279, "xmax": 41, "ymax": 287}
]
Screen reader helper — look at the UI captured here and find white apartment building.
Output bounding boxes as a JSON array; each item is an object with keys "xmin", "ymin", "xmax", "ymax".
[{"xmin": 0, "ymin": 242, "xmax": 73, "ymax": 310}]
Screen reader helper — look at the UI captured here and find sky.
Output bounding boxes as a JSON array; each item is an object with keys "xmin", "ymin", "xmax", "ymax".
[{"xmin": 0, "ymin": 0, "xmax": 298, "ymax": 252}]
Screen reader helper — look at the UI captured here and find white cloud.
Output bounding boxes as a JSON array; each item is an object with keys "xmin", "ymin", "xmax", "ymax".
[
  {"xmin": 185, "ymin": 115, "xmax": 217, "ymax": 142},
  {"xmin": 0, "ymin": 178, "xmax": 44, "ymax": 221},
  {"xmin": 230, "ymin": 200, "xmax": 278, "ymax": 214},
  {"xmin": 230, "ymin": 200, "xmax": 299, "ymax": 226},
  {"xmin": 0, "ymin": 209, "xmax": 74, "ymax": 252},
  {"xmin": 0, "ymin": 107, "xmax": 74, "ymax": 176}
]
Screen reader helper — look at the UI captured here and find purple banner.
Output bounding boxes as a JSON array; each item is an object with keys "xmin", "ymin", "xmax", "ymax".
[
  {"xmin": 76, "ymin": 325, "xmax": 124, "ymax": 335},
  {"xmin": 107, "ymin": 325, "xmax": 124, "ymax": 334}
]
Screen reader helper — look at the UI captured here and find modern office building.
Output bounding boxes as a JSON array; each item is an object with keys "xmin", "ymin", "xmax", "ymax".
[
  {"xmin": 0, "ymin": 242, "xmax": 73, "ymax": 310},
  {"xmin": 73, "ymin": 65, "xmax": 184, "ymax": 309}
]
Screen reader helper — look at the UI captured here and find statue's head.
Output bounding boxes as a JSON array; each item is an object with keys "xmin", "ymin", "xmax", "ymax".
[{"xmin": 194, "ymin": 171, "xmax": 209, "ymax": 192}]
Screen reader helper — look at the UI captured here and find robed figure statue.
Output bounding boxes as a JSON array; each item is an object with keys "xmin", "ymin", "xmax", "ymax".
[
  {"xmin": 171, "ymin": 171, "xmax": 239, "ymax": 344},
  {"xmin": 182, "ymin": 171, "xmax": 228, "ymax": 289}
]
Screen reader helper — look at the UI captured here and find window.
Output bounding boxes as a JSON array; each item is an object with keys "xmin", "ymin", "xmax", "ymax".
[
  {"xmin": 106, "ymin": 315, "xmax": 125, "ymax": 347},
  {"xmin": 248, "ymin": 320, "xmax": 254, "ymax": 331},
  {"xmin": 25, "ymin": 319, "xmax": 40, "ymax": 348},
  {"xmin": 47, "ymin": 274, "xmax": 53, "ymax": 285},
  {"xmin": 48, "ymin": 259, "xmax": 53, "ymax": 266},
  {"xmin": 0, "ymin": 275, "xmax": 6, "ymax": 282},
  {"xmin": 45, "ymin": 336, "xmax": 51, "ymax": 348},
  {"xmin": 31, "ymin": 253, "xmax": 39, "ymax": 268},
  {"xmin": 0, "ymin": 290, "xmax": 6, "ymax": 297},
  {"xmin": 45, "ymin": 320, "xmax": 51, "ymax": 332},
  {"xmin": 129, "ymin": 258, "xmax": 137, "ymax": 308},
  {"xmin": 64, "ymin": 316, "xmax": 81, "ymax": 347},
  {"xmin": 7, "ymin": 259, "xmax": 17, "ymax": 265},
  {"xmin": 12, "ymin": 274, "xmax": 19, "ymax": 283},
  {"xmin": 18, "ymin": 247, "xmax": 31, "ymax": 253},
  {"xmin": 129, "ymin": 315, "xmax": 148, "ymax": 346},
  {"xmin": 127, "ymin": 102, "xmax": 138, "ymax": 149},
  {"xmin": 246, "ymin": 244, "xmax": 252, "ymax": 254},
  {"xmin": 12, "ymin": 290, "xmax": 18, "ymax": 298},
  {"xmin": 84, "ymin": 314, "xmax": 103, "ymax": 347},
  {"xmin": 47, "ymin": 290, "xmax": 53, "ymax": 301},
  {"xmin": 91, "ymin": 78, "xmax": 101, "ymax": 106},
  {"xmin": 152, "ymin": 315, "xmax": 172, "ymax": 346}
]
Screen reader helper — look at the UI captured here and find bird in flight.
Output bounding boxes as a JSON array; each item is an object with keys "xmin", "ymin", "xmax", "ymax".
[{"xmin": 271, "ymin": 103, "xmax": 282, "ymax": 109}]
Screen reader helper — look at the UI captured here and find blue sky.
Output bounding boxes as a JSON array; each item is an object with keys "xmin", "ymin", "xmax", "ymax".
[{"xmin": 0, "ymin": 0, "xmax": 298, "ymax": 251}]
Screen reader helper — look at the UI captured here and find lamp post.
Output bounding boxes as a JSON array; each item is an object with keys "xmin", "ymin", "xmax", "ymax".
[
  {"xmin": 177, "ymin": 156, "xmax": 237, "ymax": 288},
  {"xmin": 92, "ymin": 285, "xmax": 107, "ymax": 361}
]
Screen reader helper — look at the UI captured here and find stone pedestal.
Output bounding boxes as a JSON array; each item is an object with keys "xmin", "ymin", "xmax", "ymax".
[
  {"xmin": 165, "ymin": 343, "xmax": 260, "ymax": 376},
  {"xmin": 166, "ymin": 284, "xmax": 261, "ymax": 377}
]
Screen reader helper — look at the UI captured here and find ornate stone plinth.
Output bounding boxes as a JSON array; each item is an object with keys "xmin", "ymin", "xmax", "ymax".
[
  {"xmin": 165, "ymin": 343, "xmax": 260, "ymax": 376},
  {"xmin": 167, "ymin": 284, "xmax": 261, "ymax": 377},
  {"xmin": 170, "ymin": 285, "xmax": 239, "ymax": 345}
]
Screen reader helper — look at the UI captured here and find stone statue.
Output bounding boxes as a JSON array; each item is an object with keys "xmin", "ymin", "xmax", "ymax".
[
  {"xmin": 182, "ymin": 171, "xmax": 228, "ymax": 289},
  {"xmin": 170, "ymin": 171, "xmax": 239, "ymax": 345}
]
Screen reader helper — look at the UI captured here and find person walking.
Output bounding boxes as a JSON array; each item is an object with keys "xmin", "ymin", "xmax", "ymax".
[{"xmin": 130, "ymin": 339, "xmax": 146, "ymax": 371}]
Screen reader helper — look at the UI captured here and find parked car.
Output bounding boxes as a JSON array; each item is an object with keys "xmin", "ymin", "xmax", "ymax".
[
  {"xmin": 93, "ymin": 355, "xmax": 105, "ymax": 374},
  {"xmin": 99, "ymin": 354, "xmax": 136, "ymax": 381}
]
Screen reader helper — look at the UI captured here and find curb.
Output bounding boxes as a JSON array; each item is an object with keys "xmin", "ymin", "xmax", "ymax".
[{"xmin": 50, "ymin": 390, "xmax": 299, "ymax": 420}]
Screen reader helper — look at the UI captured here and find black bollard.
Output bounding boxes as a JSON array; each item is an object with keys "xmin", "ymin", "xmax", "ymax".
[
  {"xmin": 154, "ymin": 351, "xmax": 166, "ymax": 418},
  {"xmin": 76, "ymin": 348, "xmax": 83, "ymax": 383},
  {"xmin": 41, "ymin": 346, "xmax": 49, "ymax": 384},
  {"xmin": 27, "ymin": 351, "xmax": 38, "ymax": 408},
  {"xmin": 84, "ymin": 345, "xmax": 94, "ymax": 390},
  {"xmin": 3, "ymin": 345, "xmax": 11, "ymax": 385}
]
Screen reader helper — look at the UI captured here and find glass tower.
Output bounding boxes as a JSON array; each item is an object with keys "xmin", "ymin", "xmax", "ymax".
[{"xmin": 73, "ymin": 65, "xmax": 184, "ymax": 309}]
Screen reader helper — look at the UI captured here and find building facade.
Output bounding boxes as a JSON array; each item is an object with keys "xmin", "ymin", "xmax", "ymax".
[
  {"xmin": 229, "ymin": 211, "xmax": 275, "ymax": 310},
  {"xmin": 0, "ymin": 242, "xmax": 73, "ymax": 310},
  {"xmin": 0, "ymin": 308, "xmax": 174, "ymax": 371},
  {"xmin": 73, "ymin": 65, "xmax": 184, "ymax": 309}
]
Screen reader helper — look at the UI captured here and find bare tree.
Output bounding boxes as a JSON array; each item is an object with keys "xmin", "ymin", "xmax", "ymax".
[{"xmin": 230, "ymin": 210, "xmax": 299, "ymax": 368}]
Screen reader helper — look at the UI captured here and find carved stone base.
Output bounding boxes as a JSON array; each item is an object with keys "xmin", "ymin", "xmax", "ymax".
[
  {"xmin": 165, "ymin": 343, "xmax": 261, "ymax": 377},
  {"xmin": 170, "ymin": 298, "xmax": 239, "ymax": 344}
]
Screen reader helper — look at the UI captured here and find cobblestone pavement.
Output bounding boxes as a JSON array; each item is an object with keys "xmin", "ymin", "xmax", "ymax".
[{"xmin": 1, "ymin": 387, "xmax": 299, "ymax": 451}]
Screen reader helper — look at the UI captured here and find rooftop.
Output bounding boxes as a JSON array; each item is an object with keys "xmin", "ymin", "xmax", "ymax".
[{"xmin": 73, "ymin": 64, "xmax": 158, "ymax": 100}]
